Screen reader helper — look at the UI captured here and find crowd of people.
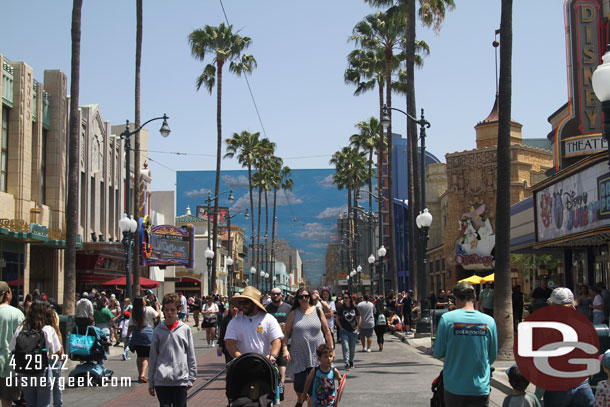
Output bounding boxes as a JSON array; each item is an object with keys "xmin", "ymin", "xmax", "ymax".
[{"xmin": 3, "ymin": 277, "xmax": 610, "ymax": 407}]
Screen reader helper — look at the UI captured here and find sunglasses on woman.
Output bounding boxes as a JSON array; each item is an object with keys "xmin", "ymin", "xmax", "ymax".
[{"xmin": 297, "ymin": 294, "xmax": 310, "ymax": 299}]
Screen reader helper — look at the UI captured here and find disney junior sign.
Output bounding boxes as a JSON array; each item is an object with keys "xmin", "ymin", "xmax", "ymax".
[{"xmin": 514, "ymin": 306, "xmax": 600, "ymax": 391}]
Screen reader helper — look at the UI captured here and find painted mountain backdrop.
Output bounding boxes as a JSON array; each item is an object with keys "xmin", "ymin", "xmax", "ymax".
[{"xmin": 177, "ymin": 169, "xmax": 351, "ymax": 286}]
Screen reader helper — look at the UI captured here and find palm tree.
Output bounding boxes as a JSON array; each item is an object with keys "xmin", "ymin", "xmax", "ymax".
[
  {"xmin": 350, "ymin": 11, "xmax": 405, "ymax": 291},
  {"xmin": 495, "ymin": 0, "xmax": 514, "ymax": 359},
  {"xmin": 364, "ymin": 0, "xmax": 454, "ymax": 297},
  {"xmin": 252, "ymin": 138, "xmax": 276, "ymax": 286},
  {"xmin": 273, "ymin": 164, "xmax": 293, "ymax": 285},
  {"xmin": 225, "ymin": 130, "xmax": 261, "ymax": 280},
  {"xmin": 189, "ymin": 23, "xmax": 256, "ymax": 294},
  {"xmin": 331, "ymin": 147, "xmax": 368, "ymax": 276},
  {"xmin": 64, "ymin": 0, "xmax": 83, "ymax": 314},
  {"xmin": 133, "ymin": 0, "xmax": 143, "ymax": 293},
  {"xmin": 350, "ymin": 117, "xmax": 382, "ymax": 215}
]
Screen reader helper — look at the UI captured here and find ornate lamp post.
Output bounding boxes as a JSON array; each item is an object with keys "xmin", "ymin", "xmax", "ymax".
[
  {"xmin": 415, "ymin": 208, "xmax": 433, "ymax": 334},
  {"xmin": 381, "ymin": 104, "xmax": 430, "ymax": 300},
  {"xmin": 226, "ymin": 208, "xmax": 248, "ymax": 298},
  {"xmin": 368, "ymin": 254, "xmax": 375, "ymax": 295},
  {"xmin": 377, "ymin": 245, "xmax": 386, "ymax": 297},
  {"xmin": 119, "ymin": 114, "xmax": 170, "ymax": 298},
  {"xmin": 250, "ymin": 266, "xmax": 257, "ymax": 289},
  {"xmin": 593, "ymin": 45, "xmax": 610, "ymax": 167},
  {"xmin": 205, "ymin": 190, "xmax": 234, "ymax": 295},
  {"xmin": 119, "ymin": 213, "xmax": 138, "ymax": 300},
  {"xmin": 204, "ymin": 246, "xmax": 214, "ymax": 295},
  {"xmin": 356, "ymin": 265, "xmax": 362, "ymax": 294}
]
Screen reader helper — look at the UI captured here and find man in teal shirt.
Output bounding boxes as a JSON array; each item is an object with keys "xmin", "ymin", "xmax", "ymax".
[
  {"xmin": 433, "ymin": 281, "xmax": 497, "ymax": 407},
  {"xmin": 0, "ymin": 281, "xmax": 25, "ymax": 407}
]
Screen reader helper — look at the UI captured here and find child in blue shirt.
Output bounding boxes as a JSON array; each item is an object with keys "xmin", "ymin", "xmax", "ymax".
[{"xmin": 303, "ymin": 343, "xmax": 343, "ymax": 407}]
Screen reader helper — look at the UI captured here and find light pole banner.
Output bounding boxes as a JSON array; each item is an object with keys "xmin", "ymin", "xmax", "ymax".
[{"xmin": 535, "ymin": 159, "xmax": 609, "ymax": 243}]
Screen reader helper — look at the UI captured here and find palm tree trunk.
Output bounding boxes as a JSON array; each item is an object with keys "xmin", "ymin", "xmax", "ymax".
[
  {"xmin": 64, "ymin": 0, "xmax": 83, "ymax": 314},
  {"xmin": 133, "ymin": 0, "xmax": 143, "ymax": 294},
  {"xmin": 257, "ymin": 185, "xmax": 262, "ymax": 287},
  {"xmin": 406, "ymin": 0, "xmax": 419, "ymax": 298},
  {"xmin": 212, "ymin": 60, "xmax": 224, "ymax": 295},
  {"xmin": 377, "ymin": 82, "xmax": 384, "ymax": 295},
  {"xmin": 248, "ymin": 163, "xmax": 255, "ymax": 283},
  {"xmin": 385, "ymin": 47, "xmax": 398, "ymax": 293},
  {"xmin": 271, "ymin": 188, "xmax": 278, "ymax": 288},
  {"xmin": 496, "ymin": 0, "xmax": 514, "ymax": 359},
  {"xmin": 347, "ymin": 186, "xmax": 352, "ymax": 276}
]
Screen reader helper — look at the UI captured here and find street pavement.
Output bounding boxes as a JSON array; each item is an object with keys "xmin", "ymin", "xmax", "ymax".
[{"xmin": 52, "ymin": 324, "xmax": 512, "ymax": 406}]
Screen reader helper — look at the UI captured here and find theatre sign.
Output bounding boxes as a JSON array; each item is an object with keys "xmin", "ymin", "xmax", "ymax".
[{"xmin": 551, "ymin": 0, "xmax": 610, "ymax": 168}]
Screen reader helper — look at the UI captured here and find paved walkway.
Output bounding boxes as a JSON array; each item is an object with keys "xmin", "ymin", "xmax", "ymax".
[{"xmin": 55, "ymin": 325, "xmax": 513, "ymax": 406}]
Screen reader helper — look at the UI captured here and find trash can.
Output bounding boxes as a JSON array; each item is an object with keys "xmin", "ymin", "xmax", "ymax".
[{"xmin": 59, "ymin": 314, "xmax": 75, "ymax": 354}]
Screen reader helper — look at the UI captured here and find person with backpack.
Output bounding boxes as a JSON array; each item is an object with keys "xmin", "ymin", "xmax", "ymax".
[
  {"xmin": 373, "ymin": 300, "xmax": 388, "ymax": 352},
  {"xmin": 10, "ymin": 300, "xmax": 61, "ymax": 407},
  {"xmin": 0, "ymin": 281, "xmax": 24, "ymax": 407}
]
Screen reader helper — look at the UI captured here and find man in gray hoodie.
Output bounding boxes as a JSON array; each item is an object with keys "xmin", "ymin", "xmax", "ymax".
[{"xmin": 148, "ymin": 293, "xmax": 197, "ymax": 406}]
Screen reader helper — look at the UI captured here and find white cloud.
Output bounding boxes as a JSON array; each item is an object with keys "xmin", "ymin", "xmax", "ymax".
[
  {"xmin": 310, "ymin": 243, "xmax": 330, "ymax": 249},
  {"xmin": 185, "ymin": 187, "xmax": 210, "ymax": 198},
  {"xmin": 296, "ymin": 223, "xmax": 333, "ymax": 241},
  {"xmin": 317, "ymin": 174, "xmax": 335, "ymax": 188},
  {"xmin": 316, "ymin": 205, "xmax": 347, "ymax": 220},
  {"xmin": 222, "ymin": 174, "xmax": 250, "ymax": 189},
  {"xmin": 230, "ymin": 190, "xmax": 303, "ymax": 213}
]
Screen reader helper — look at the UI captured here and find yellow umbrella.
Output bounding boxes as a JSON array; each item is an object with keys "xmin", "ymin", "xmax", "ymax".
[
  {"xmin": 481, "ymin": 273, "xmax": 495, "ymax": 283},
  {"xmin": 459, "ymin": 275, "xmax": 483, "ymax": 285}
]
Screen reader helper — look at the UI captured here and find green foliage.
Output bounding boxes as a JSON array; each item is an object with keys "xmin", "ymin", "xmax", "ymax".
[{"xmin": 510, "ymin": 253, "xmax": 562, "ymax": 277}]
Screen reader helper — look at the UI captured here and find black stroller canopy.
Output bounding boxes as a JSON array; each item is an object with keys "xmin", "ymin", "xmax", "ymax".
[{"xmin": 226, "ymin": 353, "xmax": 278, "ymax": 406}]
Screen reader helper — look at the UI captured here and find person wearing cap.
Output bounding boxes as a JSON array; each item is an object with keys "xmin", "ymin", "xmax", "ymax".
[
  {"xmin": 542, "ymin": 287, "xmax": 595, "ymax": 406},
  {"xmin": 0, "ymin": 282, "xmax": 24, "ymax": 407},
  {"xmin": 594, "ymin": 350, "xmax": 610, "ymax": 406},
  {"xmin": 224, "ymin": 286, "xmax": 283, "ymax": 362},
  {"xmin": 75, "ymin": 290, "xmax": 94, "ymax": 331},
  {"xmin": 433, "ymin": 281, "xmax": 497, "ymax": 406}
]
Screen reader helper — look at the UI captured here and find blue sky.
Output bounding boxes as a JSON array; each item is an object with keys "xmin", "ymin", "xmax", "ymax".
[{"xmin": 1, "ymin": 1, "xmax": 566, "ymax": 194}]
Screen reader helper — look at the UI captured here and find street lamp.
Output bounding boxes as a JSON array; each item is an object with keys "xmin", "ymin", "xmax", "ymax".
[
  {"xmin": 119, "ymin": 213, "xmax": 138, "ymax": 300},
  {"xmin": 377, "ymin": 245, "xmax": 386, "ymax": 297},
  {"xmin": 250, "ymin": 266, "xmax": 257, "ymax": 289},
  {"xmin": 225, "ymin": 207, "xmax": 248, "ymax": 298},
  {"xmin": 592, "ymin": 45, "xmax": 610, "ymax": 167},
  {"xmin": 416, "ymin": 208, "xmax": 433, "ymax": 309},
  {"xmin": 205, "ymin": 189, "xmax": 234, "ymax": 295},
  {"xmin": 356, "ymin": 265, "xmax": 362, "ymax": 294},
  {"xmin": 119, "ymin": 114, "xmax": 170, "ymax": 297},
  {"xmin": 382, "ymin": 104, "xmax": 430, "ymax": 297},
  {"xmin": 368, "ymin": 254, "xmax": 375, "ymax": 295},
  {"xmin": 204, "ymin": 246, "xmax": 214, "ymax": 294}
]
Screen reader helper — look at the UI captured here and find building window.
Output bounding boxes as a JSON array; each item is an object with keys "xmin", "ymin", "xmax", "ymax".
[
  {"xmin": 40, "ymin": 129, "xmax": 47, "ymax": 204},
  {"xmin": 1, "ymin": 107, "xmax": 8, "ymax": 192}
]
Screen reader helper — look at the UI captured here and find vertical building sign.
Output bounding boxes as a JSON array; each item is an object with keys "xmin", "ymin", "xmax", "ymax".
[{"xmin": 554, "ymin": 0, "xmax": 608, "ymax": 166}]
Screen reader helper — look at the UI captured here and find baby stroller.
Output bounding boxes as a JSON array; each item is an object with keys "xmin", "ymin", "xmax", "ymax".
[
  {"xmin": 68, "ymin": 324, "xmax": 114, "ymax": 386},
  {"xmin": 226, "ymin": 353, "xmax": 279, "ymax": 407}
]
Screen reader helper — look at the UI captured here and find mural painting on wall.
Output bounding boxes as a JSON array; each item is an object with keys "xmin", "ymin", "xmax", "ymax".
[
  {"xmin": 454, "ymin": 202, "xmax": 495, "ymax": 269},
  {"xmin": 536, "ymin": 160, "xmax": 610, "ymax": 242}
]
